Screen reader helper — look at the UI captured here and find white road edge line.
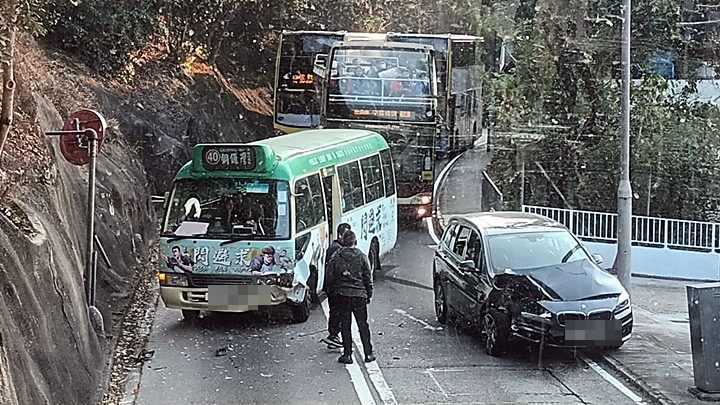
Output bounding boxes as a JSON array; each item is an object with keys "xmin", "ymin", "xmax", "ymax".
[
  {"xmin": 321, "ymin": 299, "xmax": 377, "ymax": 405},
  {"xmin": 426, "ymin": 217, "xmax": 440, "ymax": 245},
  {"xmin": 351, "ymin": 308, "xmax": 398, "ymax": 405},
  {"xmin": 579, "ymin": 353, "xmax": 645, "ymax": 404},
  {"xmin": 426, "ymin": 149, "xmax": 467, "ymax": 244}
]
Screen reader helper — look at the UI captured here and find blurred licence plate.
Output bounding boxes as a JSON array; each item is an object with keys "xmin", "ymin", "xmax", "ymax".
[
  {"xmin": 206, "ymin": 285, "xmax": 274, "ymax": 310},
  {"xmin": 565, "ymin": 319, "xmax": 622, "ymax": 346}
]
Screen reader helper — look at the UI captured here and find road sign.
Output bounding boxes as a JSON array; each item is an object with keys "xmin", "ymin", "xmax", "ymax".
[{"xmin": 59, "ymin": 109, "xmax": 106, "ymax": 166}]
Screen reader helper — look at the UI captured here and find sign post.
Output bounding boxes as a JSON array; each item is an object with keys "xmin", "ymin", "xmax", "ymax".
[{"xmin": 45, "ymin": 109, "xmax": 107, "ymax": 335}]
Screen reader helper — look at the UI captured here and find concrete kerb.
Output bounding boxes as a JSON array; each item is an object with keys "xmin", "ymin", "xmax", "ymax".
[
  {"xmin": 590, "ymin": 351, "xmax": 672, "ymax": 405},
  {"xmin": 431, "ymin": 148, "xmax": 668, "ymax": 405}
]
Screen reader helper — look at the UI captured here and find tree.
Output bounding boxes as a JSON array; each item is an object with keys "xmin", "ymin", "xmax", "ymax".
[
  {"xmin": 0, "ymin": 0, "xmax": 54, "ymax": 161},
  {"xmin": 0, "ymin": 18, "xmax": 16, "ymax": 160},
  {"xmin": 485, "ymin": 0, "xmax": 720, "ymax": 221}
]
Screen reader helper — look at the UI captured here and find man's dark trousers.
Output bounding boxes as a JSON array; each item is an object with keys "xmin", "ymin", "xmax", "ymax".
[
  {"xmin": 338, "ymin": 296, "xmax": 372, "ymax": 356},
  {"xmin": 328, "ymin": 294, "xmax": 341, "ymax": 338}
]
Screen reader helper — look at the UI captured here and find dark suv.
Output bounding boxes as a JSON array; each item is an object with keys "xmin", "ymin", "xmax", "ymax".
[{"xmin": 433, "ymin": 212, "xmax": 633, "ymax": 356}]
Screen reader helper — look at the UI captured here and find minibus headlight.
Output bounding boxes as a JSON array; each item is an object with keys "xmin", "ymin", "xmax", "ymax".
[{"xmin": 159, "ymin": 272, "xmax": 189, "ymax": 287}]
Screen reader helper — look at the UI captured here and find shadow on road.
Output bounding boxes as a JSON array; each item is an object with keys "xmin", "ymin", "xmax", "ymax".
[{"xmin": 434, "ymin": 317, "xmax": 609, "ymax": 369}]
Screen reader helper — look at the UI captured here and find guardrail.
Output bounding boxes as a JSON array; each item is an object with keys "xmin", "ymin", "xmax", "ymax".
[{"xmin": 523, "ymin": 205, "xmax": 719, "ymax": 253}]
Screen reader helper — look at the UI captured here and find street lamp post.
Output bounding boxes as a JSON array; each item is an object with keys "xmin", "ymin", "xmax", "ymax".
[{"xmin": 617, "ymin": 0, "xmax": 633, "ymax": 294}]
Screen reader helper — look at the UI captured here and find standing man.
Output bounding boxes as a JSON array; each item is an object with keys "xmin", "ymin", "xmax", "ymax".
[
  {"xmin": 321, "ymin": 223, "xmax": 351, "ymax": 349},
  {"xmin": 326, "ymin": 230, "xmax": 375, "ymax": 364}
]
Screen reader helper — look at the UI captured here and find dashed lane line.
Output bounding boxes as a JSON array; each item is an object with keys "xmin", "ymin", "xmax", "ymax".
[{"xmin": 394, "ymin": 309, "xmax": 443, "ymax": 332}]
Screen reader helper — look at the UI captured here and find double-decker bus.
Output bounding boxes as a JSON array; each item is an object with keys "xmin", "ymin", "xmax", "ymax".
[
  {"xmin": 316, "ymin": 40, "xmax": 439, "ymax": 220},
  {"xmin": 273, "ymin": 31, "xmax": 385, "ymax": 136},
  {"xmin": 273, "ymin": 31, "xmax": 487, "ymax": 150},
  {"xmin": 158, "ymin": 129, "xmax": 398, "ymax": 323},
  {"xmin": 387, "ymin": 33, "xmax": 485, "ymax": 154},
  {"xmin": 273, "ymin": 31, "xmax": 488, "ymax": 219}
]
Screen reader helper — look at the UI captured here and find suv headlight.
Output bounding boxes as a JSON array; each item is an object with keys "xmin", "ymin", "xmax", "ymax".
[
  {"xmin": 159, "ymin": 272, "xmax": 189, "ymax": 287},
  {"xmin": 616, "ymin": 289, "xmax": 630, "ymax": 311}
]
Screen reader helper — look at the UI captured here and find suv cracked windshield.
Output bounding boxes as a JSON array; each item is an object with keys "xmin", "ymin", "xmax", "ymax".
[{"xmin": 487, "ymin": 230, "xmax": 588, "ymax": 272}]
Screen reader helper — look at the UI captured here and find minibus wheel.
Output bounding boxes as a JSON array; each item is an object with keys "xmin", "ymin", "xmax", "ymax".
[
  {"xmin": 291, "ymin": 290, "xmax": 311, "ymax": 323},
  {"xmin": 369, "ymin": 240, "xmax": 380, "ymax": 280}
]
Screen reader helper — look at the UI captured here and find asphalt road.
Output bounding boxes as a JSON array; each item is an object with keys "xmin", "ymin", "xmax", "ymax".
[{"xmin": 125, "ymin": 223, "xmax": 650, "ymax": 405}]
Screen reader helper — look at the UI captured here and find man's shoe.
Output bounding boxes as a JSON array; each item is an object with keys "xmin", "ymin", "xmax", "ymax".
[
  {"xmin": 365, "ymin": 353, "xmax": 376, "ymax": 363},
  {"xmin": 321, "ymin": 335, "xmax": 343, "ymax": 349},
  {"xmin": 338, "ymin": 354, "xmax": 353, "ymax": 364}
]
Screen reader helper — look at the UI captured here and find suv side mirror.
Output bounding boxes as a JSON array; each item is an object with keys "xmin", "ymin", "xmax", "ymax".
[
  {"xmin": 459, "ymin": 260, "xmax": 476, "ymax": 271},
  {"xmin": 592, "ymin": 254, "xmax": 604, "ymax": 265}
]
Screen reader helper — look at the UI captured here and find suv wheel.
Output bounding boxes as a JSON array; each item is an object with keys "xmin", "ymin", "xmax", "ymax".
[
  {"xmin": 434, "ymin": 279, "xmax": 448, "ymax": 324},
  {"xmin": 482, "ymin": 310, "xmax": 510, "ymax": 356}
]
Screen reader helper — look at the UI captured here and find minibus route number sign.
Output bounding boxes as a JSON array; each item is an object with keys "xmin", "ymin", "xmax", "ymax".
[{"xmin": 202, "ymin": 146, "xmax": 256, "ymax": 171}]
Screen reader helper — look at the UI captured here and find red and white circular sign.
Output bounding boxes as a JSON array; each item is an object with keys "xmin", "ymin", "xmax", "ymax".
[{"xmin": 59, "ymin": 109, "xmax": 107, "ymax": 166}]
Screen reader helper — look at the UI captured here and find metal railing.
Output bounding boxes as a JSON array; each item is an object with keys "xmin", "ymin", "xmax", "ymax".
[{"xmin": 522, "ymin": 205, "xmax": 719, "ymax": 253}]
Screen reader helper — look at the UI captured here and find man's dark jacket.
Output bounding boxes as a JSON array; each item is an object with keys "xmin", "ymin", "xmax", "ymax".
[
  {"xmin": 326, "ymin": 240, "xmax": 343, "ymax": 263},
  {"xmin": 326, "ymin": 247, "xmax": 373, "ymax": 300}
]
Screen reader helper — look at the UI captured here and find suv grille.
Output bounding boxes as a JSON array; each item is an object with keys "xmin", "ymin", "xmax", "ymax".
[{"xmin": 557, "ymin": 310, "xmax": 613, "ymax": 326}]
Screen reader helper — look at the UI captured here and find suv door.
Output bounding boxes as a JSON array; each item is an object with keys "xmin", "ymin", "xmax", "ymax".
[
  {"xmin": 434, "ymin": 222, "xmax": 458, "ymax": 312},
  {"xmin": 444, "ymin": 224, "xmax": 475, "ymax": 317},
  {"xmin": 459, "ymin": 228, "xmax": 492, "ymax": 323}
]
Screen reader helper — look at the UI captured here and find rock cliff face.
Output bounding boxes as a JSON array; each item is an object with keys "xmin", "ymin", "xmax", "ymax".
[
  {"xmin": 0, "ymin": 36, "xmax": 273, "ymax": 404},
  {"xmin": 0, "ymin": 93, "xmax": 155, "ymax": 405}
]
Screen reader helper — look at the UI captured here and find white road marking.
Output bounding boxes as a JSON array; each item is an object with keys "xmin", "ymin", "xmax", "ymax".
[
  {"xmin": 432, "ymin": 152, "xmax": 466, "ymax": 204},
  {"xmin": 321, "ymin": 299, "xmax": 376, "ymax": 405},
  {"xmin": 394, "ymin": 309, "xmax": 443, "ymax": 332},
  {"xmin": 426, "ymin": 217, "xmax": 440, "ymax": 245},
  {"xmin": 427, "ymin": 150, "xmax": 467, "ymax": 244},
  {"xmin": 423, "ymin": 369, "xmax": 449, "ymax": 398},
  {"xmin": 578, "ymin": 353, "xmax": 645, "ymax": 404},
  {"xmin": 350, "ymin": 308, "xmax": 398, "ymax": 405}
]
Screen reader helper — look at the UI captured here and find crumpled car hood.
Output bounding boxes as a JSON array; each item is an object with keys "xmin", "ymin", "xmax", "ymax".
[{"xmin": 521, "ymin": 260, "xmax": 623, "ymax": 302}]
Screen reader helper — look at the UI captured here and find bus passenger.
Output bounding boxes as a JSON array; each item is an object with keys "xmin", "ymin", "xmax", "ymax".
[{"xmin": 343, "ymin": 66, "xmax": 368, "ymax": 95}]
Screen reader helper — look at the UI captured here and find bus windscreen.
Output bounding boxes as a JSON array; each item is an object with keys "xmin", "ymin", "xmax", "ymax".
[
  {"xmin": 163, "ymin": 178, "xmax": 291, "ymax": 239},
  {"xmin": 275, "ymin": 33, "xmax": 343, "ymax": 128},
  {"xmin": 325, "ymin": 48, "xmax": 435, "ymax": 123}
]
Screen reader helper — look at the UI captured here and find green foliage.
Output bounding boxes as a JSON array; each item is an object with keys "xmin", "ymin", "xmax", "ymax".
[
  {"xmin": 486, "ymin": 0, "xmax": 720, "ymax": 220},
  {"xmin": 44, "ymin": 0, "xmax": 159, "ymax": 76},
  {"xmin": 0, "ymin": 0, "xmax": 56, "ymax": 61}
]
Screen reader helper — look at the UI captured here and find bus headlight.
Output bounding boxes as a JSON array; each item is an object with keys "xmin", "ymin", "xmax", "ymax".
[
  {"xmin": 159, "ymin": 272, "xmax": 189, "ymax": 287},
  {"xmin": 411, "ymin": 193, "xmax": 432, "ymax": 205}
]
